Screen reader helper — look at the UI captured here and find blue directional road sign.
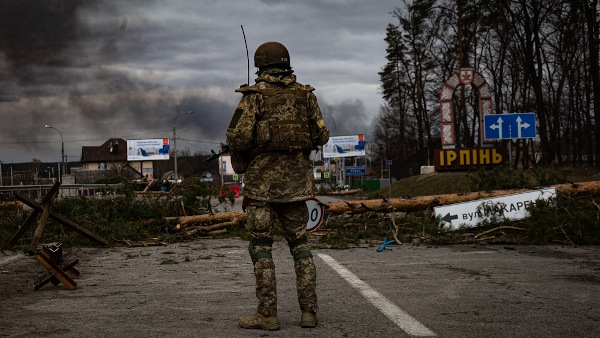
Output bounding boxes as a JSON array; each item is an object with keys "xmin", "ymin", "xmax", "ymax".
[
  {"xmin": 346, "ymin": 166, "xmax": 366, "ymax": 176},
  {"xmin": 484, "ymin": 113, "xmax": 536, "ymax": 140}
]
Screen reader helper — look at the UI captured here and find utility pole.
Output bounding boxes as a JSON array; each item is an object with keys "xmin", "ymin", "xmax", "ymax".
[
  {"xmin": 45, "ymin": 125, "xmax": 64, "ymax": 183},
  {"xmin": 173, "ymin": 111, "xmax": 194, "ymax": 181}
]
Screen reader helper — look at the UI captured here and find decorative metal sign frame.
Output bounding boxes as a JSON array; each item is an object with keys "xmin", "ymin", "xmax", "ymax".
[{"xmin": 439, "ymin": 67, "xmax": 494, "ymax": 147}]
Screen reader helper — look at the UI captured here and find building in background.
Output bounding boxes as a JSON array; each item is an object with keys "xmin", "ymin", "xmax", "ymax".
[{"xmin": 77, "ymin": 138, "xmax": 144, "ymax": 183}]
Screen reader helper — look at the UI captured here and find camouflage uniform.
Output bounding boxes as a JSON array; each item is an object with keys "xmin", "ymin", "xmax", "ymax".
[{"xmin": 227, "ymin": 69, "xmax": 329, "ymax": 319}]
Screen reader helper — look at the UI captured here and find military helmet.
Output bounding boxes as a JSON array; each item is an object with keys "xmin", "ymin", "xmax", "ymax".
[{"xmin": 254, "ymin": 41, "xmax": 290, "ymax": 69}]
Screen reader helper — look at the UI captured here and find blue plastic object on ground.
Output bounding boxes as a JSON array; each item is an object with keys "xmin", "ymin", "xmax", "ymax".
[{"xmin": 377, "ymin": 237, "xmax": 395, "ymax": 252}]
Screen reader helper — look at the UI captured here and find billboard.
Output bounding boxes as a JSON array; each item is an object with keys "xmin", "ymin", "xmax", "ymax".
[
  {"xmin": 127, "ymin": 139, "xmax": 170, "ymax": 161},
  {"xmin": 323, "ymin": 135, "xmax": 366, "ymax": 158}
]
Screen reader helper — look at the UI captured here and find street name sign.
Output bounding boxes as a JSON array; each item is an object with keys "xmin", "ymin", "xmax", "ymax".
[
  {"xmin": 483, "ymin": 113, "xmax": 536, "ymax": 140},
  {"xmin": 433, "ymin": 188, "xmax": 556, "ymax": 230}
]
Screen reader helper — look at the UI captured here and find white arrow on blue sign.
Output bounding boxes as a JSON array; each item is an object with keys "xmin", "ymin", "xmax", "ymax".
[{"xmin": 484, "ymin": 113, "xmax": 536, "ymax": 140}]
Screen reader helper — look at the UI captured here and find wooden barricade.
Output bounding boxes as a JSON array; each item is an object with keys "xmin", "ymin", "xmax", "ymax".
[
  {"xmin": 8, "ymin": 181, "xmax": 108, "ymax": 253},
  {"xmin": 34, "ymin": 244, "xmax": 80, "ymax": 290}
]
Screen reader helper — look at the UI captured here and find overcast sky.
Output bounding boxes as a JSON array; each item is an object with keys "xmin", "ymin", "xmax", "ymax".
[{"xmin": 0, "ymin": 0, "xmax": 401, "ymax": 164}]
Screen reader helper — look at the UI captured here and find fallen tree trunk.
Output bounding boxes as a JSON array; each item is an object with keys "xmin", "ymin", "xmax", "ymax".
[
  {"xmin": 474, "ymin": 226, "xmax": 526, "ymax": 239},
  {"xmin": 167, "ymin": 211, "xmax": 247, "ymax": 229},
  {"xmin": 185, "ymin": 220, "xmax": 239, "ymax": 236},
  {"xmin": 164, "ymin": 180, "xmax": 600, "ymax": 225},
  {"xmin": 325, "ymin": 180, "xmax": 600, "ymax": 215}
]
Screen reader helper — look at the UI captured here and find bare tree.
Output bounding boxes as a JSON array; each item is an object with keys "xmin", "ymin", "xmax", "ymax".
[{"xmin": 375, "ymin": 0, "xmax": 599, "ymax": 174}]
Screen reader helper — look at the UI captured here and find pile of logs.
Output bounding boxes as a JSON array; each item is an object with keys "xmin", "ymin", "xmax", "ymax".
[{"xmin": 167, "ymin": 211, "xmax": 247, "ymax": 237}]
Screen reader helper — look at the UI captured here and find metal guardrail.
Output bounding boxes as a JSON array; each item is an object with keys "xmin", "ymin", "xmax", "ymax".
[{"xmin": 0, "ymin": 184, "xmax": 124, "ymax": 200}]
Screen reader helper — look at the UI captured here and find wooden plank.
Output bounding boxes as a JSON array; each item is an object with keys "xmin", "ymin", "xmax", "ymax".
[
  {"xmin": 27, "ymin": 196, "xmax": 55, "ymax": 255},
  {"xmin": 34, "ymin": 256, "xmax": 79, "ymax": 291},
  {"xmin": 142, "ymin": 179, "xmax": 155, "ymax": 193},
  {"xmin": 47, "ymin": 212, "xmax": 109, "ymax": 246},
  {"xmin": 36, "ymin": 251, "xmax": 77, "ymax": 290},
  {"xmin": 8, "ymin": 182, "xmax": 61, "ymax": 247},
  {"xmin": 39, "ymin": 181, "xmax": 61, "ymax": 205},
  {"xmin": 9, "ymin": 210, "xmax": 41, "ymax": 247},
  {"xmin": 15, "ymin": 194, "xmax": 109, "ymax": 246}
]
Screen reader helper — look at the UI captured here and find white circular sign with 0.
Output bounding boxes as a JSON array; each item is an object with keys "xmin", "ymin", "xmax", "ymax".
[{"xmin": 305, "ymin": 198, "xmax": 325, "ymax": 232}]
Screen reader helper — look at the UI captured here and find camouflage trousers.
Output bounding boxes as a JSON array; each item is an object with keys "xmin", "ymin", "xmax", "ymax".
[{"xmin": 245, "ymin": 199, "xmax": 318, "ymax": 317}]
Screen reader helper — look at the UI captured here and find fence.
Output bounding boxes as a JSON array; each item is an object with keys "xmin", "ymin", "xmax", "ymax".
[{"xmin": 0, "ymin": 184, "xmax": 123, "ymax": 201}]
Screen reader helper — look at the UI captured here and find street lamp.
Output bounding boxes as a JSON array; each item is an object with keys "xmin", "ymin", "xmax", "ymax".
[
  {"xmin": 173, "ymin": 111, "xmax": 194, "ymax": 181},
  {"xmin": 45, "ymin": 124, "xmax": 65, "ymax": 182},
  {"xmin": 322, "ymin": 112, "xmax": 337, "ymax": 136},
  {"xmin": 0, "ymin": 160, "xmax": 3, "ymax": 186}
]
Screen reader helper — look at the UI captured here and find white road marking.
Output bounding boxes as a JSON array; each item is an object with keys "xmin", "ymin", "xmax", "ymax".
[{"xmin": 318, "ymin": 253, "xmax": 436, "ymax": 337}]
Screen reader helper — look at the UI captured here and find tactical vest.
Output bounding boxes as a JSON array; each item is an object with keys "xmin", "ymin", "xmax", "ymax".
[{"xmin": 254, "ymin": 87, "xmax": 314, "ymax": 152}]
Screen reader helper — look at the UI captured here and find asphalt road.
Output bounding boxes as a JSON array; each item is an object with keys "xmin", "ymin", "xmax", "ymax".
[{"xmin": 1, "ymin": 239, "xmax": 599, "ymax": 338}]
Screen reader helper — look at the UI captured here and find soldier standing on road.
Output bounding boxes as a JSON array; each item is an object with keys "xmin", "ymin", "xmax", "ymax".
[{"xmin": 226, "ymin": 41, "xmax": 330, "ymax": 331}]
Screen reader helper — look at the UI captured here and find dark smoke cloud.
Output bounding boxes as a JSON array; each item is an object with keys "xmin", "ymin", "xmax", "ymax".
[
  {"xmin": 0, "ymin": 0, "xmax": 196, "ymax": 162},
  {"xmin": 0, "ymin": 1, "xmax": 391, "ymax": 163},
  {"xmin": 0, "ymin": 0, "xmax": 88, "ymax": 68},
  {"xmin": 0, "ymin": 0, "xmax": 148, "ymax": 94},
  {"xmin": 174, "ymin": 95, "xmax": 233, "ymax": 140},
  {"xmin": 323, "ymin": 99, "xmax": 372, "ymax": 137},
  {"xmin": 0, "ymin": 0, "xmax": 136, "ymax": 70}
]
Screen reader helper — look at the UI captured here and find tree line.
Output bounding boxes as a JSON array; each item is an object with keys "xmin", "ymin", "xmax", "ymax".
[{"xmin": 373, "ymin": 0, "xmax": 600, "ymax": 178}]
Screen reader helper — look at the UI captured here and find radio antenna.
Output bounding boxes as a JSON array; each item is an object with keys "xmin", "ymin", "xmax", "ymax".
[{"xmin": 241, "ymin": 25, "xmax": 249, "ymax": 85}]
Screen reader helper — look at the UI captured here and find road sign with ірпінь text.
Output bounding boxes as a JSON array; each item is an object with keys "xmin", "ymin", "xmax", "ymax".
[
  {"xmin": 433, "ymin": 188, "xmax": 556, "ymax": 230},
  {"xmin": 484, "ymin": 113, "xmax": 536, "ymax": 140}
]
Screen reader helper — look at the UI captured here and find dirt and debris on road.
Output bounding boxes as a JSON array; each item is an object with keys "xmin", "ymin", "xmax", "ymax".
[{"xmin": 2, "ymin": 239, "xmax": 600, "ymax": 337}]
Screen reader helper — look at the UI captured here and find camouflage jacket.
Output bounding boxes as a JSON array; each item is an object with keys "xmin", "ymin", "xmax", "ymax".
[{"xmin": 226, "ymin": 72, "xmax": 329, "ymax": 202}]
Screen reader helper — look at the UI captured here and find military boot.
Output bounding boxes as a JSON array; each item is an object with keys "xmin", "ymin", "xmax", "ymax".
[
  {"xmin": 300, "ymin": 311, "xmax": 318, "ymax": 328},
  {"xmin": 239, "ymin": 313, "xmax": 280, "ymax": 331}
]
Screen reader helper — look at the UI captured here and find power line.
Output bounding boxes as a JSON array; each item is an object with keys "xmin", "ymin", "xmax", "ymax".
[
  {"xmin": 177, "ymin": 138, "xmax": 222, "ymax": 145},
  {"xmin": 0, "ymin": 129, "xmax": 173, "ymax": 144},
  {"xmin": 0, "ymin": 133, "xmax": 224, "ymax": 156}
]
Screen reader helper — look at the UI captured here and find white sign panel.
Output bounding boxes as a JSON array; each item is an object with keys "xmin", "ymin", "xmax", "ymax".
[
  {"xmin": 127, "ymin": 139, "xmax": 170, "ymax": 161},
  {"xmin": 323, "ymin": 135, "xmax": 366, "ymax": 158},
  {"xmin": 434, "ymin": 188, "xmax": 556, "ymax": 230},
  {"xmin": 306, "ymin": 198, "xmax": 325, "ymax": 232}
]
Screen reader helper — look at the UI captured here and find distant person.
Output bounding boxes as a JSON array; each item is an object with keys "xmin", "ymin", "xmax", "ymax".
[{"xmin": 226, "ymin": 41, "xmax": 329, "ymax": 331}]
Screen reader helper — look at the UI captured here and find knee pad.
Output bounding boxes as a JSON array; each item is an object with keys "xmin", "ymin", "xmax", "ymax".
[
  {"xmin": 289, "ymin": 235, "xmax": 313, "ymax": 261},
  {"xmin": 249, "ymin": 237, "xmax": 273, "ymax": 264}
]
